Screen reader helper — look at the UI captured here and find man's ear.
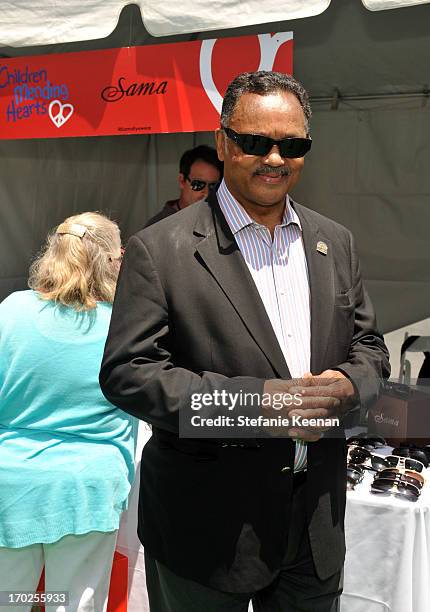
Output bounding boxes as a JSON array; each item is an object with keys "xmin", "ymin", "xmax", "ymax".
[
  {"xmin": 178, "ymin": 173, "xmax": 186, "ymax": 189},
  {"xmin": 215, "ymin": 128, "xmax": 225, "ymax": 162}
]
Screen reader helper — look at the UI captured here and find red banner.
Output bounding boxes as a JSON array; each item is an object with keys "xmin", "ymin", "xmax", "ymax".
[{"xmin": 0, "ymin": 33, "xmax": 293, "ymax": 140}]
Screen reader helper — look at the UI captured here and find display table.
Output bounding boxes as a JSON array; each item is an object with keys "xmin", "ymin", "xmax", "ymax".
[
  {"xmin": 341, "ymin": 466, "xmax": 430, "ymax": 612},
  {"xmin": 118, "ymin": 425, "xmax": 430, "ymax": 612}
]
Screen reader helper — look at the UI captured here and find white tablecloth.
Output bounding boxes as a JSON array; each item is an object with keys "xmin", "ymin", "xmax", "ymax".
[
  {"xmin": 118, "ymin": 425, "xmax": 430, "ymax": 612},
  {"xmin": 341, "ymin": 467, "xmax": 430, "ymax": 612}
]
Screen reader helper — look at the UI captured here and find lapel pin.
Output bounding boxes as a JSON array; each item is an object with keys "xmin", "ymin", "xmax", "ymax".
[{"xmin": 316, "ymin": 241, "xmax": 328, "ymax": 255}]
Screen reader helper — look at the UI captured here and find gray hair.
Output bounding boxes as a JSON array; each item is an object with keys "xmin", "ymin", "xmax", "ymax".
[
  {"xmin": 29, "ymin": 212, "xmax": 121, "ymax": 311},
  {"xmin": 220, "ymin": 71, "xmax": 311, "ymax": 133}
]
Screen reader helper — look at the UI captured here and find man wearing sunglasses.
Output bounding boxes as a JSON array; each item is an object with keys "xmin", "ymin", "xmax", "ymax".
[
  {"xmin": 145, "ymin": 144, "xmax": 223, "ymax": 227},
  {"xmin": 101, "ymin": 71, "xmax": 390, "ymax": 611}
]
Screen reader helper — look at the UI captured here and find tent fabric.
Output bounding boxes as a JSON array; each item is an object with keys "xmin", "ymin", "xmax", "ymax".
[
  {"xmin": 2, "ymin": 2, "xmax": 429, "ymax": 115},
  {"xmin": 0, "ymin": 130, "xmax": 208, "ymax": 298},
  {"xmin": 362, "ymin": 0, "xmax": 430, "ymax": 11},
  {"xmin": 140, "ymin": 0, "xmax": 331, "ymax": 37},
  {"xmin": 0, "ymin": 1, "xmax": 128, "ymax": 46},
  {"xmin": 0, "ymin": 0, "xmax": 331, "ymax": 46},
  {"xmin": 1, "ymin": 0, "xmax": 428, "ymax": 48},
  {"xmin": 0, "ymin": 0, "xmax": 429, "ymax": 333},
  {"xmin": 291, "ymin": 98, "xmax": 430, "ymax": 333}
]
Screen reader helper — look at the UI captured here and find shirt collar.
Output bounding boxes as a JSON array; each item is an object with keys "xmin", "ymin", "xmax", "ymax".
[{"xmin": 217, "ymin": 179, "xmax": 301, "ymax": 236}]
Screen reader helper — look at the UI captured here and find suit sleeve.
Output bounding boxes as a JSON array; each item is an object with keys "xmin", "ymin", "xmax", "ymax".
[
  {"xmin": 99, "ymin": 234, "xmax": 265, "ymax": 434},
  {"xmin": 333, "ymin": 231, "xmax": 390, "ymax": 409}
]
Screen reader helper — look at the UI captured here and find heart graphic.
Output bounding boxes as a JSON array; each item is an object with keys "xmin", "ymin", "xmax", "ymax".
[
  {"xmin": 199, "ymin": 33, "xmax": 293, "ymax": 115},
  {"xmin": 49, "ymin": 100, "xmax": 74, "ymax": 128}
]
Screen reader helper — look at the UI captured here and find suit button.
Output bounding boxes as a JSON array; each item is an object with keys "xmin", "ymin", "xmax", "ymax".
[{"xmin": 281, "ymin": 466, "xmax": 291, "ymax": 472}]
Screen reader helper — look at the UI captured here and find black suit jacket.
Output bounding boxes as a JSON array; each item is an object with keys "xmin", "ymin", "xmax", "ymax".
[{"xmin": 100, "ymin": 191, "xmax": 390, "ymax": 593}]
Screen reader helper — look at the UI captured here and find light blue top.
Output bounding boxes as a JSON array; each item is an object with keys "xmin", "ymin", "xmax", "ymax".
[{"xmin": 0, "ymin": 290, "xmax": 136, "ymax": 548}]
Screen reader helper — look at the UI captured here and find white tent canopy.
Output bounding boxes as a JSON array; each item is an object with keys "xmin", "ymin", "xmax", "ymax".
[
  {"xmin": 364, "ymin": 0, "xmax": 430, "ymax": 9},
  {"xmin": 1, "ymin": 0, "xmax": 429, "ymax": 45}
]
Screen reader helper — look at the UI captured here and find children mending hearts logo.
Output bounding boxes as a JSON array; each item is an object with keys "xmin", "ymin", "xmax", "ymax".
[{"xmin": 49, "ymin": 99, "xmax": 74, "ymax": 128}]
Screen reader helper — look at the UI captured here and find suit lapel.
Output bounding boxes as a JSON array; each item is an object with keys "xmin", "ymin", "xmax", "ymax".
[
  {"xmin": 194, "ymin": 194, "xmax": 291, "ymax": 379},
  {"xmin": 293, "ymin": 202, "xmax": 335, "ymax": 376}
]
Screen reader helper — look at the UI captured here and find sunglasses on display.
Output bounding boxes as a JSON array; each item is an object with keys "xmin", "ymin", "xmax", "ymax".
[
  {"xmin": 377, "ymin": 468, "xmax": 424, "ymax": 489},
  {"xmin": 347, "ymin": 465, "xmax": 365, "ymax": 490},
  {"xmin": 223, "ymin": 127, "xmax": 312, "ymax": 158},
  {"xmin": 347, "ymin": 447, "xmax": 390, "ymax": 472},
  {"xmin": 371, "ymin": 478, "xmax": 421, "ymax": 501},
  {"xmin": 394, "ymin": 442, "xmax": 430, "ymax": 454},
  {"xmin": 392, "ymin": 447, "xmax": 429, "ymax": 468},
  {"xmin": 186, "ymin": 178, "xmax": 219, "ymax": 192},
  {"xmin": 347, "ymin": 435, "xmax": 387, "ymax": 450},
  {"xmin": 385, "ymin": 455, "xmax": 425, "ymax": 474}
]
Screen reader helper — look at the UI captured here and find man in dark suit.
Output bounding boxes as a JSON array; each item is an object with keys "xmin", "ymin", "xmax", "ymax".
[{"xmin": 100, "ymin": 71, "xmax": 390, "ymax": 611}]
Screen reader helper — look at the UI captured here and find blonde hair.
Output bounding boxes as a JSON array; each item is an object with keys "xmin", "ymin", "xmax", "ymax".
[{"xmin": 29, "ymin": 212, "xmax": 121, "ymax": 311}]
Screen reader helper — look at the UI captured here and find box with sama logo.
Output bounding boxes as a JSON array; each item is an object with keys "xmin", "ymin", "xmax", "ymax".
[{"xmin": 368, "ymin": 381, "xmax": 430, "ymax": 446}]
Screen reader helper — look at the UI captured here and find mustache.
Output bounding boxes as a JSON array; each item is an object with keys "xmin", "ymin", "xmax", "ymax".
[{"xmin": 254, "ymin": 166, "xmax": 291, "ymax": 177}]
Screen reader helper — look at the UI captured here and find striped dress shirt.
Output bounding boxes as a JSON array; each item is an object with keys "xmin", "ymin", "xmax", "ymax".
[{"xmin": 217, "ymin": 179, "xmax": 310, "ymax": 471}]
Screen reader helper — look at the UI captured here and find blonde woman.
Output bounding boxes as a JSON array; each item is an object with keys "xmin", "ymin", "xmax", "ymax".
[{"xmin": 0, "ymin": 212, "xmax": 135, "ymax": 612}]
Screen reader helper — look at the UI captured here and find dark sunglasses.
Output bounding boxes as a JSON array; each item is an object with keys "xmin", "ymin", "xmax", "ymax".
[
  {"xmin": 347, "ymin": 465, "xmax": 364, "ymax": 490},
  {"xmin": 347, "ymin": 435, "xmax": 386, "ymax": 449},
  {"xmin": 348, "ymin": 447, "xmax": 389, "ymax": 472},
  {"xmin": 377, "ymin": 468, "xmax": 424, "ymax": 489},
  {"xmin": 385, "ymin": 455, "xmax": 425, "ymax": 473},
  {"xmin": 186, "ymin": 177, "xmax": 218, "ymax": 192},
  {"xmin": 371, "ymin": 478, "xmax": 420, "ymax": 501},
  {"xmin": 348, "ymin": 440, "xmax": 377, "ymax": 452},
  {"xmin": 392, "ymin": 447, "xmax": 429, "ymax": 468},
  {"xmin": 223, "ymin": 127, "xmax": 312, "ymax": 158}
]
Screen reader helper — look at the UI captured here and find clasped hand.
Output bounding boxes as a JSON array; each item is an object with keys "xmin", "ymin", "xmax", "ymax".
[{"xmin": 262, "ymin": 370, "xmax": 357, "ymax": 442}]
